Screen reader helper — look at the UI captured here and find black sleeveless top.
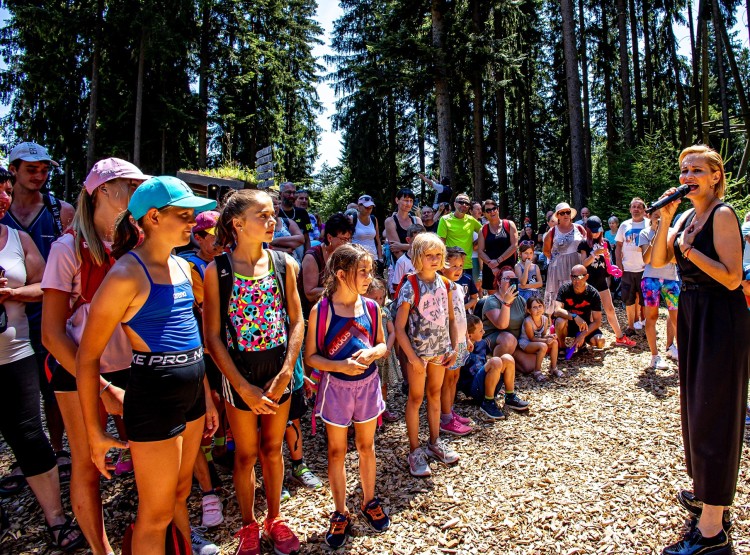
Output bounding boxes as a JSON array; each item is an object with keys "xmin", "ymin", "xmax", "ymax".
[
  {"xmin": 392, "ymin": 214, "xmax": 416, "ymax": 244},
  {"xmin": 674, "ymin": 202, "xmax": 742, "ymax": 290}
]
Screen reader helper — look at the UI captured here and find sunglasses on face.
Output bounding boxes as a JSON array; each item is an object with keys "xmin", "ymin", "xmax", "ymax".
[
  {"xmin": 485, "ymin": 206, "xmax": 498, "ymax": 212},
  {"xmin": 501, "ymin": 276, "xmax": 514, "ymax": 282},
  {"xmin": 570, "ymin": 274, "xmax": 587, "ymax": 280},
  {"xmin": 456, "ymin": 200, "xmax": 470, "ymax": 206},
  {"xmin": 558, "ymin": 210, "xmax": 572, "ymax": 216}
]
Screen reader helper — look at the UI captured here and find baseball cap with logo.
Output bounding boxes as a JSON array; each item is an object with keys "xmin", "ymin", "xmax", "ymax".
[
  {"xmin": 194, "ymin": 210, "xmax": 220, "ymax": 235},
  {"xmin": 358, "ymin": 194, "xmax": 375, "ymax": 207},
  {"xmin": 128, "ymin": 176, "xmax": 217, "ymax": 221},
  {"xmin": 9, "ymin": 142, "xmax": 59, "ymax": 167},
  {"xmin": 84, "ymin": 158, "xmax": 150, "ymax": 194}
]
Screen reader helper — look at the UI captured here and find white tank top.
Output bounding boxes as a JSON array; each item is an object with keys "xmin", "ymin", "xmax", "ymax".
[
  {"xmin": 0, "ymin": 227, "xmax": 33, "ymax": 365},
  {"xmin": 352, "ymin": 216, "xmax": 378, "ymax": 257}
]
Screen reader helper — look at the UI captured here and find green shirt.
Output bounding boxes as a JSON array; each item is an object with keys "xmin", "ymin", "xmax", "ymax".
[{"xmin": 437, "ymin": 213, "xmax": 482, "ymax": 269}]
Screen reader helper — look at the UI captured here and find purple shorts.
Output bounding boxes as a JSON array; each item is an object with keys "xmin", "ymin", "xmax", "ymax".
[{"xmin": 315, "ymin": 370, "xmax": 385, "ymax": 428}]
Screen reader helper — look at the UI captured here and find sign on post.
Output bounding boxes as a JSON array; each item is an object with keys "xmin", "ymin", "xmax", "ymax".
[{"xmin": 255, "ymin": 146, "xmax": 275, "ymax": 189}]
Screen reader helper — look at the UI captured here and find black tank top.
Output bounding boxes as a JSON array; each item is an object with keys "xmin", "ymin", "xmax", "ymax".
[
  {"xmin": 674, "ymin": 202, "xmax": 742, "ymax": 290},
  {"xmin": 483, "ymin": 221, "xmax": 516, "ymax": 266},
  {"xmin": 392, "ymin": 214, "xmax": 416, "ymax": 244}
]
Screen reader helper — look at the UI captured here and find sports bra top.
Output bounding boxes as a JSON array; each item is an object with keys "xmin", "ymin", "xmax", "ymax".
[{"xmin": 124, "ymin": 252, "xmax": 201, "ymax": 352}]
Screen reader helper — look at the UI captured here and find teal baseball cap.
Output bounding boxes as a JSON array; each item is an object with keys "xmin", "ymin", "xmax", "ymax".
[{"xmin": 128, "ymin": 176, "xmax": 217, "ymax": 221}]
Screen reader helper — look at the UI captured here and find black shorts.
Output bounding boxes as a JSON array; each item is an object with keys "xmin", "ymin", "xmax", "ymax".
[
  {"xmin": 48, "ymin": 355, "xmax": 130, "ymax": 393},
  {"xmin": 222, "ymin": 344, "xmax": 291, "ymax": 411},
  {"xmin": 567, "ymin": 320, "xmax": 603, "ymax": 344},
  {"xmin": 621, "ymin": 271, "xmax": 644, "ymax": 306},
  {"xmin": 287, "ymin": 388, "xmax": 308, "ymax": 422},
  {"xmin": 124, "ymin": 347, "xmax": 206, "ymax": 442},
  {"xmin": 204, "ymin": 354, "xmax": 222, "ymax": 392}
]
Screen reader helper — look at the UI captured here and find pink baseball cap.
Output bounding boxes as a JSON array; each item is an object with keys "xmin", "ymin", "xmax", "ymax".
[
  {"xmin": 194, "ymin": 210, "xmax": 220, "ymax": 235},
  {"xmin": 84, "ymin": 158, "xmax": 149, "ymax": 194}
]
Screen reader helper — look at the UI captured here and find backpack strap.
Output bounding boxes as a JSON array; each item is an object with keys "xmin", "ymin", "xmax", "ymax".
[
  {"xmin": 315, "ymin": 296, "xmax": 329, "ymax": 354},
  {"xmin": 482, "ymin": 224, "xmax": 489, "ymax": 239},
  {"xmin": 268, "ymin": 249, "xmax": 287, "ymax": 309},
  {"xmin": 43, "ymin": 192, "xmax": 64, "ymax": 238},
  {"xmin": 407, "ymin": 273, "xmax": 420, "ymax": 309},
  {"xmin": 503, "ymin": 219, "xmax": 510, "ymax": 234},
  {"xmin": 362, "ymin": 296, "xmax": 380, "ymax": 340},
  {"xmin": 215, "ymin": 253, "xmax": 239, "ymax": 351}
]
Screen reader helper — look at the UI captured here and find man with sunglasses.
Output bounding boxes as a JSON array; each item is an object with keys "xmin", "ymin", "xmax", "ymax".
[
  {"xmin": 553, "ymin": 265, "xmax": 606, "ymax": 352},
  {"xmin": 437, "ymin": 193, "xmax": 482, "ymax": 278}
]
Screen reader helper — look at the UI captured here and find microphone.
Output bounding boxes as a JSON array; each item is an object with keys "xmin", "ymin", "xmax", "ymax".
[{"xmin": 645, "ymin": 184, "xmax": 690, "ymax": 214}]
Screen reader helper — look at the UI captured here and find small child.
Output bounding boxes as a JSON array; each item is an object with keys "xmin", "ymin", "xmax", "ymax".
[
  {"xmin": 519, "ymin": 296, "xmax": 560, "ymax": 379},
  {"xmin": 439, "ymin": 246, "xmax": 474, "ymax": 436},
  {"xmin": 365, "ymin": 278, "xmax": 400, "ymax": 422},
  {"xmin": 389, "ymin": 223, "xmax": 426, "ymax": 295},
  {"xmin": 515, "ymin": 242, "xmax": 542, "ymax": 302},
  {"xmin": 457, "ymin": 315, "xmax": 526, "ymax": 419},
  {"xmin": 394, "ymin": 233, "xmax": 459, "ymax": 477},
  {"xmin": 305, "ymin": 244, "xmax": 390, "ymax": 549}
]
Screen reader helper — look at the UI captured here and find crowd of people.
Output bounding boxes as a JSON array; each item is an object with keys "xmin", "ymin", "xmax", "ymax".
[{"xmin": 0, "ymin": 141, "xmax": 747, "ymax": 555}]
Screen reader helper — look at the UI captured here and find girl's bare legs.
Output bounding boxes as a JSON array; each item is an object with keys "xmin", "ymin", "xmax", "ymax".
[
  {"xmin": 258, "ymin": 399, "xmax": 291, "ymax": 522},
  {"xmin": 439, "ymin": 369, "xmax": 460, "ymax": 415},
  {"xmin": 225, "ymin": 405, "xmax": 260, "ymax": 524},
  {"xmin": 599, "ymin": 289, "xmax": 623, "ymax": 338},
  {"xmin": 405, "ymin": 364, "xmax": 426, "ymax": 452},
  {"xmin": 523, "ymin": 342, "xmax": 547, "ymax": 372},
  {"xmin": 354, "ymin": 419, "xmax": 378, "ymax": 507},
  {"xmin": 424, "ymin": 363, "xmax": 446, "ymax": 445}
]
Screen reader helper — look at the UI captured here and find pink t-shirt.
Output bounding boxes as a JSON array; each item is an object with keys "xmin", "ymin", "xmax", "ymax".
[{"xmin": 41, "ymin": 233, "xmax": 132, "ymax": 374}]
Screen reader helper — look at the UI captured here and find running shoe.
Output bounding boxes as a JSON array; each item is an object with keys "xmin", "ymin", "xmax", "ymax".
[
  {"xmin": 262, "ymin": 517, "xmax": 300, "ymax": 555},
  {"xmin": 439, "ymin": 415, "xmax": 473, "ymax": 436},
  {"xmin": 427, "ymin": 438, "xmax": 459, "ymax": 465},
  {"xmin": 504, "ymin": 393, "xmax": 529, "ymax": 411},
  {"xmin": 480, "ymin": 399, "xmax": 505, "ymax": 420},
  {"xmin": 360, "ymin": 498, "xmax": 390, "ymax": 533},
  {"xmin": 408, "ymin": 448, "xmax": 431, "ymax": 477},
  {"xmin": 201, "ymin": 492, "xmax": 224, "ymax": 528},
  {"xmin": 325, "ymin": 511, "xmax": 351, "ymax": 549},
  {"xmin": 451, "ymin": 410, "xmax": 472, "ymax": 425},
  {"xmin": 115, "ymin": 449, "xmax": 134, "ymax": 476},
  {"xmin": 651, "ymin": 354, "xmax": 670, "ymax": 370},
  {"xmin": 615, "ymin": 335, "xmax": 637, "ymax": 347},
  {"xmin": 289, "ymin": 462, "xmax": 322, "ymax": 490},
  {"xmin": 634, "ymin": 319, "xmax": 645, "ymax": 330},
  {"xmin": 234, "ymin": 522, "xmax": 260, "ymax": 555},
  {"xmin": 280, "ymin": 486, "xmax": 291, "ymax": 504},
  {"xmin": 381, "ymin": 409, "xmax": 400, "ymax": 422},
  {"xmin": 191, "ymin": 526, "xmax": 219, "ymax": 555},
  {"xmin": 667, "ymin": 344, "xmax": 679, "ymax": 360}
]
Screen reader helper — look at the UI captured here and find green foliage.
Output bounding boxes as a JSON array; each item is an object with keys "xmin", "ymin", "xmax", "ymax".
[
  {"xmin": 183, "ymin": 162, "xmax": 257, "ymax": 184},
  {"xmin": 315, "ymin": 163, "xmax": 352, "ymax": 221}
]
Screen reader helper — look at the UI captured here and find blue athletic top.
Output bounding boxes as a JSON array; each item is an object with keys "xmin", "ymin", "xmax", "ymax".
[
  {"xmin": 124, "ymin": 253, "xmax": 202, "ymax": 352},
  {"xmin": 322, "ymin": 296, "xmax": 377, "ymax": 381}
]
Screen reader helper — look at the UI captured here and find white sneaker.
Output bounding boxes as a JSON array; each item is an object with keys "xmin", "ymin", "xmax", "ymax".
[
  {"xmin": 634, "ymin": 320, "xmax": 644, "ymax": 330},
  {"xmin": 651, "ymin": 354, "xmax": 670, "ymax": 370},
  {"xmin": 408, "ymin": 448, "xmax": 431, "ymax": 477},
  {"xmin": 427, "ymin": 438, "xmax": 460, "ymax": 465},
  {"xmin": 190, "ymin": 526, "xmax": 219, "ymax": 555},
  {"xmin": 667, "ymin": 344, "xmax": 679, "ymax": 361},
  {"xmin": 201, "ymin": 493, "xmax": 224, "ymax": 528}
]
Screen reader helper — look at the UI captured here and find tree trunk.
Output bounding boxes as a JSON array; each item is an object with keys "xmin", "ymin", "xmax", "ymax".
[
  {"xmin": 134, "ymin": 28, "xmax": 146, "ymax": 167},
  {"xmin": 198, "ymin": 0, "xmax": 211, "ymax": 168},
  {"xmin": 470, "ymin": 0, "xmax": 486, "ymax": 200},
  {"xmin": 689, "ymin": 0, "xmax": 702, "ymax": 143},
  {"xmin": 642, "ymin": 0, "xmax": 653, "ymax": 134},
  {"xmin": 701, "ymin": 5, "xmax": 710, "ymax": 145},
  {"xmin": 561, "ymin": 0, "xmax": 587, "ymax": 208},
  {"xmin": 85, "ymin": 0, "xmax": 103, "ymax": 170},
  {"xmin": 524, "ymin": 59, "xmax": 537, "ymax": 227},
  {"xmin": 432, "ymin": 0, "xmax": 453, "ymax": 184},
  {"xmin": 494, "ymin": 14, "xmax": 509, "ymax": 217},
  {"xmin": 417, "ymin": 100, "xmax": 426, "ymax": 200},
  {"xmin": 578, "ymin": 0, "xmax": 592, "ymax": 196},
  {"xmin": 628, "ymin": 0, "xmax": 644, "ymax": 141},
  {"xmin": 387, "ymin": 93, "xmax": 397, "ymax": 190},
  {"xmin": 601, "ymin": 0, "xmax": 617, "ymax": 154},
  {"xmin": 667, "ymin": 17, "xmax": 687, "ymax": 147},
  {"xmin": 711, "ymin": 0, "xmax": 731, "ymax": 163},
  {"xmin": 617, "ymin": 0, "xmax": 634, "ymax": 148}
]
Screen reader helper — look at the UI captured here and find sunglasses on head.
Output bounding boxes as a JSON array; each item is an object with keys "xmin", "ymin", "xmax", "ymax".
[
  {"xmin": 570, "ymin": 274, "xmax": 587, "ymax": 280},
  {"xmin": 456, "ymin": 200, "xmax": 470, "ymax": 206},
  {"xmin": 520, "ymin": 240, "xmax": 535, "ymax": 247},
  {"xmin": 558, "ymin": 210, "xmax": 572, "ymax": 216}
]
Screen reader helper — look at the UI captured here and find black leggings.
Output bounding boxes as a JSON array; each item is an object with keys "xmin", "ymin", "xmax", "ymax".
[{"xmin": 0, "ymin": 355, "xmax": 56, "ymax": 477}]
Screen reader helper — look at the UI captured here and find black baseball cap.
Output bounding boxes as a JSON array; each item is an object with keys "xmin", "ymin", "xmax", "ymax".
[{"xmin": 585, "ymin": 215, "xmax": 603, "ymax": 233}]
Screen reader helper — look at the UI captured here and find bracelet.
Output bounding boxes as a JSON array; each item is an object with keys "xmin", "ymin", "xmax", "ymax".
[
  {"xmin": 684, "ymin": 246, "xmax": 693, "ymax": 260},
  {"xmin": 100, "ymin": 381, "xmax": 112, "ymax": 396},
  {"xmin": 502, "ymin": 301, "xmax": 512, "ymax": 307}
]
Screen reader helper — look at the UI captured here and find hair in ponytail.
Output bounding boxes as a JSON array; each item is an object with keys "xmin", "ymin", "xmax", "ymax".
[
  {"xmin": 72, "ymin": 188, "xmax": 109, "ymax": 265},
  {"xmin": 215, "ymin": 188, "xmax": 270, "ymax": 248},
  {"xmin": 111, "ymin": 210, "xmax": 141, "ymax": 259}
]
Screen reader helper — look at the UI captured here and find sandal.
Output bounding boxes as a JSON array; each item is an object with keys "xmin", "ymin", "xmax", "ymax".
[
  {"xmin": 532, "ymin": 371, "xmax": 547, "ymax": 383},
  {"xmin": 550, "ymin": 367, "xmax": 564, "ymax": 378},
  {"xmin": 0, "ymin": 463, "xmax": 27, "ymax": 498},
  {"xmin": 46, "ymin": 514, "xmax": 85, "ymax": 552},
  {"xmin": 56, "ymin": 450, "xmax": 72, "ymax": 483}
]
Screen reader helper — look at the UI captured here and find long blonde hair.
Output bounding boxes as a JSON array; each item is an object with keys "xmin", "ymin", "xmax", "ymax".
[{"xmin": 679, "ymin": 145, "xmax": 727, "ymax": 199}]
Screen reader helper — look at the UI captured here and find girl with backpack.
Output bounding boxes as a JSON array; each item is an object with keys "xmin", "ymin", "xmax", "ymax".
[
  {"xmin": 77, "ymin": 176, "xmax": 217, "ymax": 554},
  {"xmin": 304, "ymin": 243, "xmax": 389, "ymax": 548},
  {"xmin": 394, "ymin": 232, "xmax": 459, "ymax": 477},
  {"xmin": 202, "ymin": 189, "xmax": 304, "ymax": 555},
  {"xmin": 42, "ymin": 158, "xmax": 148, "ymax": 553}
]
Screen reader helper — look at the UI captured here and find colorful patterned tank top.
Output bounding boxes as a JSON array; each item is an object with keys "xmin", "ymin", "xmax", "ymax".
[
  {"xmin": 322, "ymin": 296, "xmax": 378, "ymax": 381},
  {"xmin": 226, "ymin": 257, "xmax": 287, "ymax": 351}
]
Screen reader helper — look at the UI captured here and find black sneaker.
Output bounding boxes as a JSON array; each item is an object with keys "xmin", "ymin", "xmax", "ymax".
[
  {"xmin": 325, "ymin": 511, "xmax": 351, "ymax": 549},
  {"xmin": 661, "ymin": 528, "xmax": 730, "ymax": 555},
  {"xmin": 480, "ymin": 399, "xmax": 505, "ymax": 420},
  {"xmin": 504, "ymin": 393, "xmax": 529, "ymax": 411},
  {"xmin": 360, "ymin": 498, "xmax": 390, "ymax": 533},
  {"xmin": 678, "ymin": 490, "xmax": 732, "ymax": 532}
]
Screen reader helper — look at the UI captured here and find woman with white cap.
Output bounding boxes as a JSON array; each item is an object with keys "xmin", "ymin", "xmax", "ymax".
[
  {"xmin": 351, "ymin": 194, "xmax": 384, "ymax": 272},
  {"xmin": 41, "ymin": 158, "xmax": 148, "ymax": 554},
  {"xmin": 543, "ymin": 203, "xmax": 586, "ymax": 315}
]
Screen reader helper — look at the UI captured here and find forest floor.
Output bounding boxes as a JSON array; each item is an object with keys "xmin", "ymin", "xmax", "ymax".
[{"xmin": 1, "ymin": 307, "xmax": 749, "ymax": 554}]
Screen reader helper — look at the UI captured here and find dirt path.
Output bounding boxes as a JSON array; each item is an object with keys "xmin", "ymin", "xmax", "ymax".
[{"xmin": 1, "ymin": 310, "xmax": 748, "ymax": 554}]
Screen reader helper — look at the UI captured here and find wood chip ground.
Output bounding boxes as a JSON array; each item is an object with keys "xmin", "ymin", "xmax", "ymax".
[{"xmin": 1, "ymin": 307, "xmax": 748, "ymax": 554}]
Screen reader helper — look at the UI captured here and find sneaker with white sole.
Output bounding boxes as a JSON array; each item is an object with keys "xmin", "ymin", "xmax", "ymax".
[
  {"xmin": 651, "ymin": 354, "xmax": 670, "ymax": 370},
  {"xmin": 191, "ymin": 526, "xmax": 220, "ymax": 555},
  {"xmin": 201, "ymin": 492, "xmax": 224, "ymax": 528},
  {"xmin": 427, "ymin": 438, "xmax": 459, "ymax": 465},
  {"xmin": 408, "ymin": 448, "xmax": 431, "ymax": 477},
  {"xmin": 439, "ymin": 415, "xmax": 473, "ymax": 436},
  {"xmin": 634, "ymin": 319, "xmax": 645, "ymax": 330},
  {"xmin": 289, "ymin": 462, "xmax": 322, "ymax": 490},
  {"xmin": 667, "ymin": 344, "xmax": 679, "ymax": 361}
]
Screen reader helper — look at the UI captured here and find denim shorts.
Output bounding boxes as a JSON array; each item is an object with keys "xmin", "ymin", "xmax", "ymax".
[{"xmin": 315, "ymin": 370, "xmax": 384, "ymax": 428}]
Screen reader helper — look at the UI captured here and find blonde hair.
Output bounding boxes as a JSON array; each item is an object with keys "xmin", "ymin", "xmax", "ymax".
[
  {"xmin": 411, "ymin": 232, "xmax": 446, "ymax": 272},
  {"xmin": 72, "ymin": 188, "xmax": 108, "ymax": 265},
  {"xmin": 679, "ymin": 145, "xmax": 727, "ymax": 199}
]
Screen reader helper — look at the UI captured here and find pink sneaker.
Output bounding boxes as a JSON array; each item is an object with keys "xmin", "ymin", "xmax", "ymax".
[
  {"xmin": 263, "ymin": 517, "xmax": 300, "ymax": 555},
  {"xmin": 451, "ymin": 410, "xmax": 472, "ymax": 426},
  {"xmin": 439, "ymin": 415, "xmax": 473, "ymax": 437},
  {"xmin": 235, "ymin": 522, "xmax": 260, "ymax": 555}
]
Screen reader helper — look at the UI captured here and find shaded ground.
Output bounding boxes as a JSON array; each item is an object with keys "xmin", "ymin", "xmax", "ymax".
[{"xmin": 1, "ymin": 308, "xmax": 748, "ymax": 554}]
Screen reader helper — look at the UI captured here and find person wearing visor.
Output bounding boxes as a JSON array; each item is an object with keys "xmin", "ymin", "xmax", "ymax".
[{"xmin": 351, "ymin": 194, "xmax": 383, "ymax": 274}]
